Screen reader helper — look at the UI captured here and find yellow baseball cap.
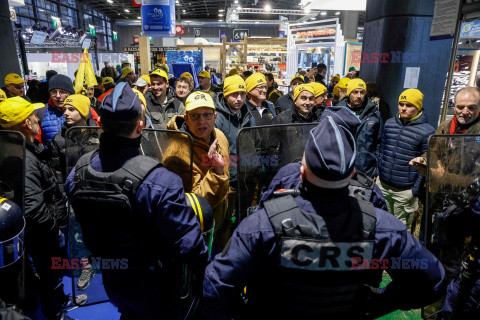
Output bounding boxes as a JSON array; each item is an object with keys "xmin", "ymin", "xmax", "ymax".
[
  {"xmin": 185, "ymin": 92, "xmax": 215, "ymax": 112},
  {"xmin": 132, "ymin": 88, "xmax": 147, "ymax": 107},
  {"xmin": 102, "ymin": 77, "xmax": 114, "ymax": 85},
  {"xmin": 346, "ymin": 78, "xmax": 366, "ymax": 96},
  {"xmin": 310, "ymin": 82, "xmax": 327, "ymax": 98},
  {"xmin": 5, "ymin": 73, "xmax": 24, "ymax": 85},
  {"xmin": 155, "ymin": 63, "xmax": 170, "ymax": 73},
  {"xmin": 245, "ymin": 73, "xmax": 267, "ymax": 93},
  {"xmin": 399, "ymin": 88, "xmax": 424, "ymax": 110},
  {"xmin": 0, "ymin": 97, "xmax": 44, "ymax": 128},
  {"xmin": 64, "ymin": 94, "xmax": 91, "ymax": 119},
  {"xmin": 150, "ymin": 69, "xmax": 168, "ymax": 82},
  {"xmin": 330, "ymin": 74, "xmax": 341, "ymax": 81},
  {"xmin": 121, "ymin": 67, "xmax": 134, "ymax": 78},
  {"xmin": 140, "ymin": 75, "xmax": 151, "ymax": 85},
  {"xmin": 291, "ymin": 73, "xmax": 305, "ymax": 83},
  {"xmin": 337, "ymin": 77, "xmax": 350, "ymax": 89},
  {"xmin": 223, "ymin": 75, "xmax": 246, "ymax": 97},
  {"xmin": 228, "ymin": 68, "xmax": 240, "ymax": 77},
  {"xmin": 180, "ymin": 72, "xmax": 193, "ymax": 79},
  {"xmin": 293, "ymin": 84, "xmax": 315, "ymax": 101},
  {"xmin": 0, "ymin": 89, "xmax": 7, "ymax": 102},
  {"xmin": 198, "ymin": 71, "xmax": 211, "ymax": 79}
]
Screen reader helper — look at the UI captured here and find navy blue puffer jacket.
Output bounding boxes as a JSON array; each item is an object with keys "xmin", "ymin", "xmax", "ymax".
[{"xmin": 378, "ymin": 112, "xmax": 435, "ymax": 188}]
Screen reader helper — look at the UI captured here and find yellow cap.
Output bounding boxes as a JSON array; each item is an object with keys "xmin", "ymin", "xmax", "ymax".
[
  {"xmin": 63, "ymin": 94, "xmax": 91, "ymax": 119},
  {"xmin": 337, "ymin": 77, "xmax": 350, "ymax": 89},
  {"xmin": 310, "ymin": 82, "xmax": 327, "ymax": 98},
  {"xmin": 121, "ymin": 67, "xmax": 134, "ymax": 78},
  {"xmin": 180, "ymin": 72, "xmax": 193, "ymax": 79},
  {"xmin": 223, "ymin": 75, "xmax": 246, "ymax": 97},
  {"xmin": 0, "ymin": 89, "xmax": 6, "ymax": 102},
  {"xmin": 185, "ymin": 92, "xmax": 215, "ymax": 112},
  {"xmin": 5, "ymin": 73, "xmax": 24, "ymax": 85},
  {"xmin": 155, "ymin": 63, "xmax": 169, "ymax": 73},
  {"xmin": 399, "ymin": 88, "xmax": 424, "ymax": 110},
  {"xmin": 149, "ymin": 69, "xmax": 168, "ymax": 82},
  {"xmin": 330, "ymin": 74, "xmax": 341, "ymax": 82},
  {"xmin": 140, "ymin": 75, "xmax": 151, "ymax": 85},
  {"xmin": 333, "ymin": 84, "xmax": 339, "ymax": 97},
  {"xmin": 291, "ymin": 73, "xmax": 305, "ymax": 83},
  {"xmin": 245, "ymin": 73, "xmax": 266, "ymax": 93},
  {"xmin": 102, "ymin": 77, "xmax": 114, "ymax": 85},
  {"xmin": 346, "ymin": 78, "xmax": 366, "ymax": 97},
  {"xmin": 228, "ymin": 68, "xmax": 239, "ymax": 77},
  {"xmin": 198, "ymin": 71, "xmax": 211, "ymax": 79},
  {"xmin": 132, "ymin": 88, "xmax": 147, "ymax": 107},
  {"xmin": 293, "ymin": 84, "xmax": 315, "ymax": 101},
  {"xmin": 0, "ymin": 97, "xmax": 44, "ymax": 128}
]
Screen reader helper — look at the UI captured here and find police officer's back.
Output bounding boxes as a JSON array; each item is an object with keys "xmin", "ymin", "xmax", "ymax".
[
  {"xmin": 64, "ymin": 83, "xmax": 209, "ymax": 320},
  {"xmin": 201, "ymin": 108, "xmax": 446, "ymax": 320}
]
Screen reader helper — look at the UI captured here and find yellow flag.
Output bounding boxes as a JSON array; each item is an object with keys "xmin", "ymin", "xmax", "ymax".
[{"xmin": 74, "ymin": 48, "xmax": 98, "ymax": 94}]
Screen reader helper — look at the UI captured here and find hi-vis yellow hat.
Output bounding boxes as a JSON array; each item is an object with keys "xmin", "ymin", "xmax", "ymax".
[
  {"xmin": 180, "ymin": 72, "xmax": 193, "ymax": 79},
  {"xmin": 5, "ymin": 73, "xmax": 24, "ymax": 85},
  {"xmin": 0, "ymin": 97, "xmax": 44, "ymax": 128},
  {"xmin": 310, "ymin": 82, "xmax": 327, "ymax": 98},
  {"xmin": 291, "ymin": 73, "xmax": 305, "ymax": 83},
  {"xmin": 0, "ymin": 89, "xmax": 7, "ymax": 102},
  {"xmin": 245, "ymin": 73, "xmax": 266, "ymax": 93},
  {"xmin": 63, "ymin": 94, "xmax": 91, "ymax": 119},
  {"xmin": 140, "ymin": 75, "xmax": 151, "ymax": 85},
  {"xmin": 198, "ymin": 71, "xmax": 211, "ymax": 79},
  {"xmin": 293, "ymin": 84, "xmax": 315, "ymax": 101},
  {"xmin": 399, "ymin": 88, "xmax": 424, "ymax": 110},
  {"xmin": 346, "ymin": 78, "xmax": 366, "ymax": 96},
  {"xmin": 102, "ymin": 77, "xmax": 114, "ymax": 85},
  {"xmin": 223, "ymin": 75, "xmax": 246, "ymax": 97},
  {"xmin": 149, "ymin": 69, "xmax": 168, "ymax": 82},
  {"xmin": 185, "ymin": 92, "xmax": 215, "ymax": 112},
  {"xmin": 337, "ymin": 77, "xmax": 350, "ymax": 89}
]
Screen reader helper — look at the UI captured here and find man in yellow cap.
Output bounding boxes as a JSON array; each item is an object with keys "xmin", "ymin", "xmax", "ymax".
[
  {"xmin": 175, "ymin": 76, "xmax": 193, "ymax": 104},
  {"xmin": 144, "ymin": 69, "xmax": 184, "ymax": 128},
  {"xmin": 275, "ymin": 73, "xmax": 305, "ymax": 113},
  {"xmin": 265, "ymin": 72, "xmax": 283, "ymax": 106},
  {"xmin": 376, "ymin": 88, "xmax": 434, "ymax": 231},
  {"xmin": 245, "ymin": 73, "xmax": 275, "ymax": 125},
  {"xmin": 155, "ymin": 62, "xmax": 170, "ymax": 74},
  {"xmin": 310, "ymin": 82, "xmax": 328, "ymax": 117},
  {"xmin": 272, "ymin": 84, "xmax": 319, "ymax": 124},
  {"xmin": 119, "ymin": 66, "xmax": 137, "ymax": 86},
  {"xmin": 164, "ymin": 92, "xmax": 230, "ymax": 243},
  {"xmin": 333, "ymin": 77, "xmax": 350, "ymax": 105},
  {"xmin": 3, "ymin": 73, "xmax": 30, "ymax": 101},
  {"xmin": 196, "ymin": 71, "xmax": 222, "ymax": 97},
  {"xmin": 180, "ymin": 72, "xmax": 195, "ymax": 89},
  {"xmin": 328, "ymin": 74, "xmax": 340, "ymax": 95},
  {"xmin": 338, "ymin": 78, "xmax": 383, "ymax": 177},
  {"xmin": 0, "ymin": 96, "xmax": 74, "ymax": 318}
]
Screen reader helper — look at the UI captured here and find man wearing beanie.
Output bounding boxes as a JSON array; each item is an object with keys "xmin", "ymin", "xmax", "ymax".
[
  {"xmin": 0, "ymin": 97, "xmax": 72, "ymax": 319},
  {"xmin": 65, "ymin": 83, "xmax": 209, "ymax": 320},
  {"xmin": 338, "ymin": 78, "xmax": 383, "ymax": 178},
  {"xmin": 195, "ymin": 71, "xmax": 222, "ymax": 97},
  {"xmin": 272, "ymin": 84, "xmax": 319, "ymax": 124},
  {"xmin": 377, "ymin": 89, "xmax": 434, "ymax": 231},
  {"xmin": 275, "ymin": 73, "xmax": 304, "ymax": 113},
  {"xmin": 332, "ymin": 77, "xmax": 350, "ymax": 105},
  {"xmin": 202, "ymin": 106, "xmax": 445, "ymax": 320},
  {"xmin": 245, "ymin": 73, "xmax": 275, "ymax": 125},
  {"xmin": 310, "ymin": 82, "xmax": 328, "ymax": 114}
]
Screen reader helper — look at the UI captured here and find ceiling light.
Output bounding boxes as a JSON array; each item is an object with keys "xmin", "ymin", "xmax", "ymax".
[
  {"xmin": 218, "ymin": 13, "xmax": 223, "ymax": 16},
  {"xmin": 218, "ymin": 19, "xmax": 222, "ymax": 22},
  {"xmin": 234, "ymin": 0, "xmax": 238, "ymax": 3},
  {"xmin": 255, "ymin": 21, "xmax": 259, "ymax": 24},
  {"xmin": 137, "ymin": 16, "xmax": 141, "ymax": 19},
  {"xmin": 238, "ymin": 6, "xmax": 242, "ymax": 10},
  {"xmin": 311, "ymin": 17, "xmax": 316, "ymax": 20},
  {"xmin": 176, "ymin": 0, "xmax": 179, "ymax": 3},
  {"xmin": 265, "ymin": 4, "xmax": 272, "ymax": 12},
  {"xmin": 321, "ymin": 11, "xmax": 327, "ymax": 16},
  {"xmin": 219, "ymin": 9, "xmax": 225, "ymax": 12},
  {"xmin": 304, "ymin": 7, "xmax": 311, "ymax": 14},
  {"xmin": 182, "ymin": 9, "xmax": 186, "ymax": 13},
  {"xmin": 125, "ymin": 9, "xmax": 130, "ymax": 13},
  {"xmin": 107, "ymin": 0, "xmax": 113, "ymax": 3},
  {"xmin": 335, "ymin": 11, "xmax": 340, "ymax": 15}
]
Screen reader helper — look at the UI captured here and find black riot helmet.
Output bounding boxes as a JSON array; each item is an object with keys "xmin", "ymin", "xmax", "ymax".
[
  {"xmin": 0, "ymin": 198, "xmax": 25, "ymax": 268},
  {"xmin": 185, "ymin": 193, "xmax": 214, "ymax": 234}
]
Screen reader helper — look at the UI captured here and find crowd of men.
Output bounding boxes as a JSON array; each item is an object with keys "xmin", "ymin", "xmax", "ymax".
[{"xmin": 0, "ymin": 59, "xmax": 479, "ymax": 320}]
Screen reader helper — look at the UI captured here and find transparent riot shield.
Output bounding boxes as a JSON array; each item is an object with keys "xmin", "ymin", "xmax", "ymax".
[
  {"xmin": 65, "ymin": 127, "xmax": 193, "ymax": 306},
  {"xmin": 237, "ymin": 123, "xmax": 317, "ymax": 221},
  {"xmin": 0, "ymin": 130, "xmax": 26, "ymax": 305}
]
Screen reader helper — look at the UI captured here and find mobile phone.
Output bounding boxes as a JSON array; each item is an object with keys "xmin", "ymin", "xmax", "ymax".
[{"xmin": 413, "ymin": 161, "xmax": 427, "ymax": 168}]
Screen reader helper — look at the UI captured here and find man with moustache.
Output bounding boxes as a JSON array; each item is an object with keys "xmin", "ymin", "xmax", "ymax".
[
  {"xmin": 175, "ymin": 77, "xmax": 193, "ymax": 104},
  {"xmin": 338, "ymin": 78, "xmax": 383, "ymax": 178},
  {"xmin": 272, "ymin": 84, "xmax": 319, "ymax": 124}
]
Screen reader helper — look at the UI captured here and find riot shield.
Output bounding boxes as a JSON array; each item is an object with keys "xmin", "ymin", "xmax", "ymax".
[
  {"xmin": 0, "ymin": 130, "xmax": 26, "ymax": 305},
  {"xmin": 237, "ymin": 123, "xmax": 317, "ymax": 221},
  {"xmin": 65, "ymin": 127, "xmax": 193, "ymax": 306}
]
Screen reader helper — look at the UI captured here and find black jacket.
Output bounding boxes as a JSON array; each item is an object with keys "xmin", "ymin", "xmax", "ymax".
[
  {"xmin": 267, "ymin": 86, "xmax": 282, "ymax": 106},
  {"xmin": 275, "ymin": 93, "xmax": 295, "ymax": 114},
  {"xmin": 194, "ymin": 83, "xmax": 223, "ymax": 95},
  {"xmin": 245, "ymin": 99, "xmax": 275, "ymax": 126},
  {"xmin": 272, "ymin": 104, "xmax": 322, "ymax": 125},
  {"xmin": 25, "ymin": 139, "xmax": 67, "ymax": 254}
]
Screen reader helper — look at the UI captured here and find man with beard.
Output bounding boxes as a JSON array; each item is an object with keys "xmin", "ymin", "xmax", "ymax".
[
  {"xmin": 144, "ymin": 69, "xmax": 184, "ymax": 128},
  {"xmin": 272, "ymin": 84, "xmax": 318, "ymax": 124},
  {"xmin": 196, "ymin": 71, "xmax": 222, "ymax": 97},
  {"xmin": 338, "ymin": 78, "xmax": 383, "ymax": 177},
  {"xmin": 315, "ymin": 63, "xmax": 327, "ymax": 86}
]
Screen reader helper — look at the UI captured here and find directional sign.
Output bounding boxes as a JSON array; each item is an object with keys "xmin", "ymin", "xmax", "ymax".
[
  {"xmin": 233, "ymin": 29, "xmax": 249, "ymax": 41},
  {"xmin": 194, "ymin": 28, "xmax": 201, "ymax": 37}
]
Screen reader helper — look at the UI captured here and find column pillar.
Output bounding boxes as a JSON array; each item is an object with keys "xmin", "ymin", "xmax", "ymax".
[{"xmin": 139, "ymin": 35, "xmax": 151, "ymax": 76}]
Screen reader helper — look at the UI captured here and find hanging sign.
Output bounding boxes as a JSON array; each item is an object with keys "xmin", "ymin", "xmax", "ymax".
[{"xmin": 141, "ymin": 0, "xmax": 176, "ymax": 37}]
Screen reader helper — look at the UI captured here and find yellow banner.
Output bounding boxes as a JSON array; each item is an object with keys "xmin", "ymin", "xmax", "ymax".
[{"xmin": 74, "ymin": 48, "xmax": 98, "ymax": 94}]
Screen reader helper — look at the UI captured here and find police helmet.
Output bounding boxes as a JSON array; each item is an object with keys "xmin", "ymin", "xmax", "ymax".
[
  {"xmin": 0, "ymin": 198, "xmax": 25, "ymax": 268},
  {"xmin": 185, "ymin": 193, "xmax": 214, "ymax": 233}
]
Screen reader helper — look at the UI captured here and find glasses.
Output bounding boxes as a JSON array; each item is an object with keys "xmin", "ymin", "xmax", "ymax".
[
  {"xmin": 50, "ymin": 90, "xmax": 70, "ymax": 97},
  {"xmin": 188, "ymin": 112, "xmax": 214, "ymax": 121}
]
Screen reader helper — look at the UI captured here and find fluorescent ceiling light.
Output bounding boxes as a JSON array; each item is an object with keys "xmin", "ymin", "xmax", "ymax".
[
  {"xmin": 335, "ymin": 11, "xmax": 340, "ymax": 15},
  {"xmin": 137, "ymin": 16, "xmax": 141, "ymax": 19},
  {"xmin": 321, "ymin": 11, "xmax": 327, "ymax": 15},
  {"xmin": 265, "ymin": 4, "xmax": 272, "ymax": 12},
  {"xmin": 219, "ymin": 9, "xmax": 225, "ymax": 12},
  {"xmin": 218, "ymin": 19, "xmax": 222, "ymax": 21},
  {"xmin": 234, "ymin": 0, "xmax": 238, "ymax": 3},
  {"xmin": 107, "ymin": 0, "xmax": 113, "ymax": 3},
  {"xmin": 125, "ymin": 9, "xmax": 130, "ymax": 13},
  {"xmin": 218, "ymin": 13, "xmax": 223, "ymax": 16}
]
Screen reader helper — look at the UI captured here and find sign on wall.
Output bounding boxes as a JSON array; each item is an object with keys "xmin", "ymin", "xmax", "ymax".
[
  {"xmin": 142, "ymin": 0, "xmax": 176, "ymax": 37},
  {"xmin": 233, "ymin": 29, "xmax": 249, "ymax": 41},
  {"xmin": 194, "ymin": 28, "xmax": 201, "ymax": 37}
]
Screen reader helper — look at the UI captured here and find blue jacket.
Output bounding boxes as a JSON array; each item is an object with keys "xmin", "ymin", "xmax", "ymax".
[
  {"xmin": 39, "ymin": 102, "xmax": 66, "ymax": 149},
  {"xmin": 259, "ymin": 162, "xmax": 388, "ymax": 212},
  {"xmin": 214, "ymin": 92, "xmax": 255, "ymax": 189},
  {"xmin": 378, "ymin": 112, "xmax": 435, "ymax": 189},
  {"xmin": 338, "ymin": 98, "xmax": 383, "ymax": 177},
  {"xmin": 65, "ymin": 143, "xmax": 209, "ymax": 319},
  {"xmin": 202, "ymin": 187, "xmax": 446, "ymax": 319}
]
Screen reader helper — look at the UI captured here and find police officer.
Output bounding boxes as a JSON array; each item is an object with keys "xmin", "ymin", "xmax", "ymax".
[
  {"xmin": 64, "ymin": 83, "xmax": 209, "ymax": 320},
  {"xmin": 201, "ymin": 106, "xmax": 446, "ymax": 320}
]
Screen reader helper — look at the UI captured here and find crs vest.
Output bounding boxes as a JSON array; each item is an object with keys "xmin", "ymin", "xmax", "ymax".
[
  {"xmin": 70, "ymin": 151, "xmax": 162, "ymax": 268},
  {"xmin": 250, "ymin": 195, "xmax": 377, "ymax": 319},
  {"xmin": 349, "ymin": 171, "xmax": 375, "ymax": 203}
]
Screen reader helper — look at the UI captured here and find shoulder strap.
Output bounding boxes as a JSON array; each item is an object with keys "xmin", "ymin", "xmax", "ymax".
[
  {"xmin": 114, "ymin": 155, "xmax": 163, "ymax": 196},
  {"xmin": 263, "ymin": 195, "xmax": 302, "ymax": 235},
  {"xmin": 36, "ymin": 105, "xmax": 48, "ymax": 125},
  {"xmin": 74, "ymin": 150, "xmax": 97, "ymax": 177},
  {"xmin": 349, "ymin": 197, "xmax": 377, "ymax": 240}
]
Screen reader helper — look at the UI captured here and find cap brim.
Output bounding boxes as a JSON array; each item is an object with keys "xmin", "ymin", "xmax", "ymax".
[
  {"xmin": 186, "ymin": 105, "xmax": 215, "ymax": 112},
  {"xmin": 32, "ymin": 103, "xmax": 45, "ymax": 110}
]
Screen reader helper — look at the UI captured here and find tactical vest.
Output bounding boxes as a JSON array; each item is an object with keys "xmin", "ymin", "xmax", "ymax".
[
  {"xmin": 248, "ymin": 194, "xmax": 377, "ymax": 319},
  {"xmin": 349, "ymin": 171, "xmax": 375, "ymax": 203},
  {"xmin": 70, "ymin": 150, "xmax": 162, "ymax": 268}
]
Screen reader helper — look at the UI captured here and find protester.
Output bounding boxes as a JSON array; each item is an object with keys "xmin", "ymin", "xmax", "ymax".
[
  {"xmin": 245, "ymin": 73, "xmax": 275, "ymax": 125},
  {"xmin": 275, "ymin": 74, "xmax": 305, "ymax": 113}
]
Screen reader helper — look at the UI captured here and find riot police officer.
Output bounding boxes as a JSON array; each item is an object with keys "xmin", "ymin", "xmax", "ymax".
[
  {"xmin": 201, "ymin": 106, "xmax": 446, "ymax": 320},
  {"xmin": 64, "ymin": 83, "xmax": 209, "ymax": 320}
]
